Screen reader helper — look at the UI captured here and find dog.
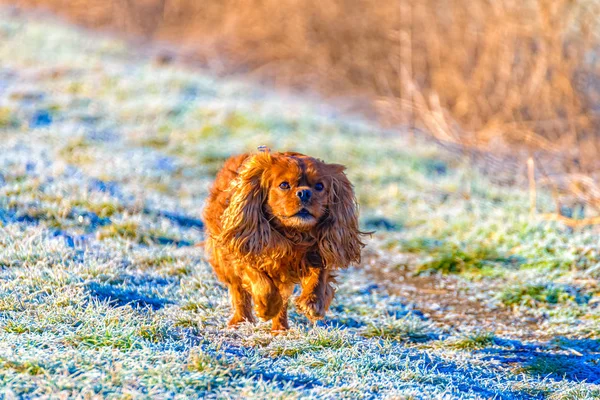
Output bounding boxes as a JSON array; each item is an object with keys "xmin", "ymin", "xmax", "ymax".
[{"xmin": 203, "ymin": 149, "xmax": 366, "ymax": 332}]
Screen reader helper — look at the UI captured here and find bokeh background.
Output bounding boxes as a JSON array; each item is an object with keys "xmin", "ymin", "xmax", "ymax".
[{"xmin": 5, "ymin": 0, "xmax": 600, "ymax": 217}]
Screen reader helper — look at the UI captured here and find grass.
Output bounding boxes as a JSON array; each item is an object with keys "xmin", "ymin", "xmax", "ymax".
[
  {"xmin": 0, "ymin": 106, "xmax": 19, "ymax": 129},
  {"xmin": 65, "ymin": 332, "xmax": 143, "ymax": 350},
  {"xmin": 0, "ymin": 359, "xmax": 45, "ymax": 375},
  {"xmin": 446, "ymin": 331, "xmax": 496, "ymax": 350},
  {"xmin": 362, "ymin": 316, "xmax": 436, "ymax": 343},
  {"xmin": 59, "ymin": 137, "xmax": 94, "ymax": 165},
  {"xmin": 3, "ymin": 321, "xmax": 34, "ymax": 334},
  {"xmin": 548, "ymin": 387, "xmax": 600, "ymax": 400},
  {"xmin": 396, "ymin": 238, "xmax": 514, "ymax": 276},
  {"xmin": 525, "ymin": 357, "xmax": 576, "ymax": 376},
  {"xmin": 498, "ymin": 284, "xmax": 580, "ymax": 307},
  {"xmin": 267, "ymin": 329, "xmax": 352, "ymax": 357},
  {"xmin": 187, "ymin": 349, "xmax": 232, "ymax": 374},
  {"xmin": 98, "ymin": 221, "xmax": 143, "ymax": 242},
  {"xmin": 0, "ymin": 12, "xmax": 599, "ymax": 399},
  {"xmin": 69, "ymin": 199, "xmax": 124, "ymax": 218},
  {"xmin": 97, "ymin": 221, "xmax": 190, "ymax": 247},
  {"xmin": 415, "ymin": 244, "xmax": 505, "ymax": 275}
]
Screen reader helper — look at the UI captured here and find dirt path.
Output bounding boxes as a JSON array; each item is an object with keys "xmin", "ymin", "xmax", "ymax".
[{"xmin": 361, "ymin": 247, "xmax": 550, "ymax": 341}]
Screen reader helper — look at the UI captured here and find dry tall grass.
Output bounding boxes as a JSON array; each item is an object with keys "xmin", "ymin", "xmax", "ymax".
[{"xmin": 4, "ymin": 0, "xmax": 600, "ymax": 218}]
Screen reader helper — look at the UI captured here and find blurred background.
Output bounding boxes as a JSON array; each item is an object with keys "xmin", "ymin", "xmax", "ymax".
[{"xmin": 4, "ymin": 0, "xmax": 600, "ymax": 220}]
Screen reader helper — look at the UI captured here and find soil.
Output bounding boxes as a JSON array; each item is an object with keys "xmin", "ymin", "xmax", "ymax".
[{"xmin": 360, "ymin": 247, "xmax": 548, "ymax": 341}]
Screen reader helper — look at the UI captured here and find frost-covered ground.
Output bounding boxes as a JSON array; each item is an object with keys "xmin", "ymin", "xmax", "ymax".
[{"xmin": 0, "ymin": 10, "xmax": 599, "ymax": 399}]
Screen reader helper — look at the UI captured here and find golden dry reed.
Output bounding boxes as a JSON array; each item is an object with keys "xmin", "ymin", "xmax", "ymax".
[{"xmin": 5, "ymin": 0, "xmax": 600, "ymax": 214}]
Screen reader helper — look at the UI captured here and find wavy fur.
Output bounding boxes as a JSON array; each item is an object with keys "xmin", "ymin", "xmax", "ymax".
[
  {"xmin": 218, "ymin": 152, "xmax": 291, "ymax": 260},
  {"xmin": 203, "ymin": 151, "xmax": 367, "ymax": 331},
  {"xmin": 317, "ymin": 165, "xmax": 365, "ymax": 269}
]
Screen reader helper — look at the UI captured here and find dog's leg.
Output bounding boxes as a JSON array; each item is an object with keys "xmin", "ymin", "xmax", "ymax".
[
  {"xmin": 295, "ymin": 267, "xmax": 335, "ymax": 322},
  {"xmin": 271, "ymin": 283, "xmax": 294, "ymax": 333},
  {"xmin": 227, "ymin": 278, "xmax": 255, "ymax": 327},
  {"xmin": 243, "ymin": 268, "xmax": 283, "ymax": 321}
]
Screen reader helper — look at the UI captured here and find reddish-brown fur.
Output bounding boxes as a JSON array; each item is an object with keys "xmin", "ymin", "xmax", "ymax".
[{"xmin": 203, "ymin": 150, "xmax": 366, "ymax": 332}]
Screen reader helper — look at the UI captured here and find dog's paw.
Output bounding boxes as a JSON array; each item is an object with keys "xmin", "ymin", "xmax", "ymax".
[
  {"xmin": 295, "ymin": 293, "xmax": 326, "ymax": 322},
  {"xmin": 254, "ymin": 291, "xmax": 283, "ymax": 321},
  {"xmin": 271, "ymin": 321, "xmax": 290, "ymax": 334},
  {"xmin": 296, "ymin": 284, "xmax": 335, "ymax": 322},
  {"xmin": 228, "ymin": 313, "xmax": 255, "ymax": 328}
]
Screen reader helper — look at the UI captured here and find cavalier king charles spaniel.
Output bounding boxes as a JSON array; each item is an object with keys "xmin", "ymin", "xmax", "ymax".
[{"xmin": 203, "ymin": 149, "xmax": 366, "ymax": 332}]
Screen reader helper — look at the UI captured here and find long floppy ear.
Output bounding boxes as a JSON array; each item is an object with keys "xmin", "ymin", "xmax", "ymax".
[
  {"xmin": 317, "ymin": 164, "xmax": 366, "ymax": 269},
  {"xmin": 219, "ymin": 153, "xmax": 286, "ymax": 259}
]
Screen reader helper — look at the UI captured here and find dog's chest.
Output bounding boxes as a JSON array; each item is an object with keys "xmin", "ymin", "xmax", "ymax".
[{"xmin": 259, "ymin": 253, "xmax": 307, "ymax": 283}]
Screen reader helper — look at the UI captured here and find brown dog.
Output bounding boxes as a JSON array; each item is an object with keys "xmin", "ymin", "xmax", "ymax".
[{"xmin": 203, "ymin": 150, "xmax": 366, "ymax": 332}]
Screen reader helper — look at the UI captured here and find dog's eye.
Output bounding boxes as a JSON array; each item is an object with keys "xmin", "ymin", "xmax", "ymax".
[
  {"xmin": 279, "ymin": 181, "xmax": 290, "ymax": 190},
  {"xmin": 314, "ymin": 182, "xmax": 324, "ymax": 191}
]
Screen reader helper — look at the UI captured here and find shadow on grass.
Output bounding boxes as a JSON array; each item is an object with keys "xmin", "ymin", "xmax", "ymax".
[
  {"xmin": 0, "ymin": 207, "xmax": 110, "ymax": 233},
  {"xmin": 86, "ymin": 281, "xmax": 174, "ymax": 310},
  {"xmin": 363, "ymin": 217, "xmax": 402, "ymax": 232},
  {"xmin": 251, "ymin": 370, "xmax": 322, "ymax": 389},
  {"xmin": 482, "ymin": 337, "xmax": 600, "ymax": 384},
  {"xmin": 318, "ymin": 316, "xmax": 366, "ymax": 329},
  {"xmin": 143, "ymin": 207, "xmax": 204, "ymax": 230}
]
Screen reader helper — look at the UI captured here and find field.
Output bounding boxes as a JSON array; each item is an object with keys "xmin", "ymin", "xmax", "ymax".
[
  {"xmin": 1, "ymin": 11, "xmax": 600, "ymax": 399},
  {"xmin": 5, "ymin": 0, "xmax": 600, "ymax": 177}
]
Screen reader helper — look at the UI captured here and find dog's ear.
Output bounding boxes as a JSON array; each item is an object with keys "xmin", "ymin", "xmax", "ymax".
[
  {"xmin": 219, "ymin": 152, "xmax": 284, "ymax": 259},
  {"xmin": 317, "ymin": 164, "xmax": 366, "ymax": 269}
]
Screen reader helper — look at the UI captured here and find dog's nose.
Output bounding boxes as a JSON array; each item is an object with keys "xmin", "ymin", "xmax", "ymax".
[{"xmin": 296, "ymin": 189, "xmax": 312, "ymax": 202}]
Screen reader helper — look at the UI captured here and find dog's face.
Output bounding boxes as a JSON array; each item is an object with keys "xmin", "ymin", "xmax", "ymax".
[
  {"xmin": 219, "ymin": 151, "xmax": 364, "ymax": 268},
  {"xmin": 264, "ymin": 154, "xmax": 329, "ymax": 231}
]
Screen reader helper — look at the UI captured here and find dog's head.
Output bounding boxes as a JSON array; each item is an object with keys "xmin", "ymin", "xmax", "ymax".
[
  {"xmin": 263, "ymin": 152, "xmax": 331, "ymax": 231},
  {"xmin": 219, "ymin": 151, "xmax": 365, "ymax": 268}
]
